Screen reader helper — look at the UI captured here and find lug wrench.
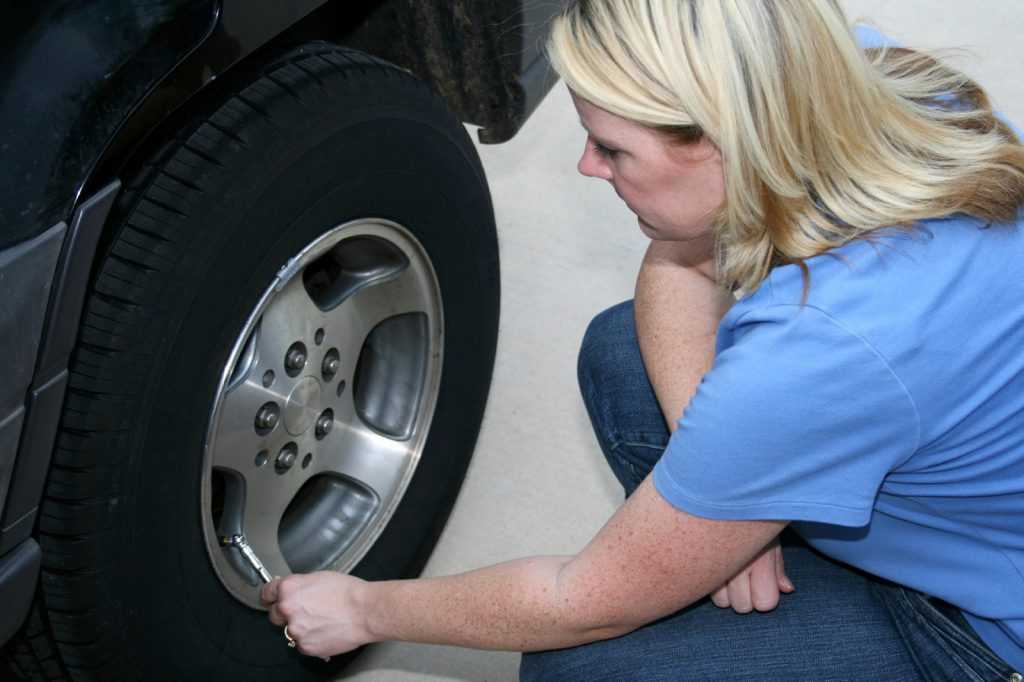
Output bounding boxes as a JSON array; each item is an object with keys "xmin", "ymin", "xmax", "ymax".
[
  {"xmin": 220, "ymin": 534, "xmax": 273, "ymax": 584},
  {"xmin": 219, "ymin": 534, "xmax": 330, "ymax": 661}
]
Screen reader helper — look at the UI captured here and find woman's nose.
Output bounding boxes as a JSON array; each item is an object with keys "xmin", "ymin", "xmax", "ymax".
[{"xmin": 578, "ymin": 144, "xmax": 612, "ymax": 181}]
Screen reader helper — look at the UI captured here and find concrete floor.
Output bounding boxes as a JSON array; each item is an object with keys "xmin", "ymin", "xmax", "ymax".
[{"xmin": 344, "ymin": 2, "xmax": 1024, "ymax": 680}]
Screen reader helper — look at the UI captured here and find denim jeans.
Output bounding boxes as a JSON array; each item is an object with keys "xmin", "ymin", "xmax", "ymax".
[{"xmin": 519, "ymin": 300, "xmax": 1020, "ymax": 682}]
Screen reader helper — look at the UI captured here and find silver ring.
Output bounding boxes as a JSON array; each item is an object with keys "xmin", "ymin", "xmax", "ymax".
[{"xmin": 284, "ymin": 624, "xmax": 297, "ymax": 648}]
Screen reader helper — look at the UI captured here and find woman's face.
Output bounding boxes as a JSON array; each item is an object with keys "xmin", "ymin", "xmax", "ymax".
[{"xmin": 571, "ymin": 92, "xmax": 725, "ymax": 244}]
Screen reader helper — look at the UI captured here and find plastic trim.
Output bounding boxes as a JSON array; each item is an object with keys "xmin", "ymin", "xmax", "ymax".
[
  {"xmin": 0, "ymin": 181, "xmax": 120, "ymax": 549},
  {"xmin": 0, "ymin": 538, "xmax": 41, "ymax": 645}
]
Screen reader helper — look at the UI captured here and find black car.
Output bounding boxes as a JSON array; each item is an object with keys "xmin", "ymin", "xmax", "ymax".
[{"xmin": 0, "ymin": 1, "xmax": 560, "ymax": 679}]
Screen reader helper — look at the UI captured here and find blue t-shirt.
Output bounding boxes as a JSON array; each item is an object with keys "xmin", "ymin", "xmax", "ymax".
[{"xmin": 652, "ymin": 212, "xmax": 1024, "ymax": 670}]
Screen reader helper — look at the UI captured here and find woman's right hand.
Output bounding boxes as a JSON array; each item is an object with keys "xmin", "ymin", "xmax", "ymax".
[
  {"xmin": 261, "ymin": 571, "xmax": 374, "ymax": 658},
  {"xmin": 710, "ymin": 538, "xmax": 794, "ymax": 613}
]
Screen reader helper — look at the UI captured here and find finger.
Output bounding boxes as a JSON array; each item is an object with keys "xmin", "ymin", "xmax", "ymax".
[
  {"xmin": 749, "ymin": 550, "xmax": 780, "ymax": 612},
  {"xmin": 268, "ymin": 604, "xmax": 287, "ymax": 627},
  {"xmin": 710, "ymin": 585, "xmax": 730, "ymax": 608},
  {"xmin": 296, "ymin": 641, "xmax": 319, "ymax": 659},
  {"xmin": 775, "ymin": 546, "xmax": 795, "ymax": 593},
  {"xmin": 260, "ymin": 577, "xmax": 282, "ymax": 605},
  {"xmin": 727, "ymin": 574, "xmax": 753, "ymax": 614}
]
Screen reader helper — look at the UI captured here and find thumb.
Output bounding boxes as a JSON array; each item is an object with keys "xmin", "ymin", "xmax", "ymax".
[
  {"xmin": 260, "ymin": 577, "xmax": 283, "ymax": 605},
  {"xmin": 774, "ymin": 547, "xmax": 795, "ymax": 592}
]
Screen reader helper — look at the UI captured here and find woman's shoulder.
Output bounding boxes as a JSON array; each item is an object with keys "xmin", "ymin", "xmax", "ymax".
[
  {"xmin": 732, "ymin": 211, "xmax": 1024, "ymax": 326},
  {"xmin": 716, "ymin": 213, "xmax": 1024, "ymax": 452}
]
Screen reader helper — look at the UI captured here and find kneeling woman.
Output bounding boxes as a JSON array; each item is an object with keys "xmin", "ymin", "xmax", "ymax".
[{"xmin": 262, "ymin": 1, "xmax": 1024, "ymax": 679}]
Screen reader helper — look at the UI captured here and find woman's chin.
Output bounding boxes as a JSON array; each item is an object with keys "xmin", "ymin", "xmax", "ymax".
[{"xmin": 637, "ymin": 218, "xmax": 660, "ymax": 238}]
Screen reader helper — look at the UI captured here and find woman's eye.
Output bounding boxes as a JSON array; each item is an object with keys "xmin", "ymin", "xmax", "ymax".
[{"xmin": 592, "ymin": 142, "xmax": 618, "ymax": 158}]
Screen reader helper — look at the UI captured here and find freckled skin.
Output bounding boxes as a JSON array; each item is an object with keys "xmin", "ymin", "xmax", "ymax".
[
  {"xmin": 259, "ymin": 92, "xmax": 791, "ymax": 659},
  {"xmin": 262, "ymin": 477, "xmax": 785, "ymax": 654}
]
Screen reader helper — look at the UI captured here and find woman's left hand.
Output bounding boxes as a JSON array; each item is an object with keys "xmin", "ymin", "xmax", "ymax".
[
  {"xmin": 709, "ymin": 538, "xmax": 794, "ymax": 613},
  {"xmin": 260, "ymin": 571, "xmax": 373, "ymax": 658}
]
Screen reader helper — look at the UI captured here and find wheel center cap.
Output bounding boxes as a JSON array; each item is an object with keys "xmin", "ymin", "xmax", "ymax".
[{"xmin": 284, "ymin": 377, "xmax": 322, "ymax": 435}]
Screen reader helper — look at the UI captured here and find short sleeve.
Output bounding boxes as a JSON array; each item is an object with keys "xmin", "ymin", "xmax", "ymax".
[
  {"xmin": 652, "ymin": 304, "xmax": 920, "ymax": 527},
  {"xmin": 853, "ymin": 24, "xmax": 896, "ymax": 49}
]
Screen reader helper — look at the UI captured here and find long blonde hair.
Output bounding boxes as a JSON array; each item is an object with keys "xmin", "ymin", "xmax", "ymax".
[{"xmin": 548, "ymin": 0, "xmax": 1024, "ymax": 292}]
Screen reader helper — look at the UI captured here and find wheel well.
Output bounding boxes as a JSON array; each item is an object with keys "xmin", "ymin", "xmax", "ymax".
[
  {"xmin": 228, "ymin": 0, "xmax": 535, "ymax": 141},
  {"xmin": 87, "ymin": 0, "xmax": 537, "ymax": 267}
]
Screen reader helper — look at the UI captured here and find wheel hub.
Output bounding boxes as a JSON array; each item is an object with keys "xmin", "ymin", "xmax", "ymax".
[{"xmin": 284, "ymin": 377, "xmax": 321, "ymax": 436}]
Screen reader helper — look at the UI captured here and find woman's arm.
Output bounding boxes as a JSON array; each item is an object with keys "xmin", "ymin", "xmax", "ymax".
[
  {"xmin": 262, "ymin": 478, "xmax": 785, "ymax": 656},
  {"xmin": 634, "ymin": 238, "xmax": 734, "ymax": 431},
  {"xmin": 260, "ymin": 237, "xmax": 786, "ymax": 657},
  {"xmin": 635, "ymin": 238, "xmax": 794, "ymax": 612}
]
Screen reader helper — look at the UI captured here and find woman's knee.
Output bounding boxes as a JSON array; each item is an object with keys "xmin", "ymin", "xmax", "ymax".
[
  {"xmin": 577, "ymin": 302, "xmax": 667, "ymax": 440},
  {"xmin": 577, "ymin": 300, "xmax": 641, "ymax": 418},
  {"xmin": 577, "ymin": 301, "xmax": 670, "ymax": 493}
]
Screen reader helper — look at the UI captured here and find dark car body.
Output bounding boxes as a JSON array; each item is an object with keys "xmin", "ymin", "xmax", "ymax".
[{"xmin": 0, "ymin": 0, "xmax": 561, "ymax": 645}]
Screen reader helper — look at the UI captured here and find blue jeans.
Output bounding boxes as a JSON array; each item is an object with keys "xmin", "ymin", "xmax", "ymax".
[{"xmin": 520, "ymin": 301, "xmax": 1019, "ymax": 682}]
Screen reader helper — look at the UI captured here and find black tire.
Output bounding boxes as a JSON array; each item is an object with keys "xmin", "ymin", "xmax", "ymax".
[{"xmin": 5, "ymin": 43, "xmax": 498, "ymax": 681}]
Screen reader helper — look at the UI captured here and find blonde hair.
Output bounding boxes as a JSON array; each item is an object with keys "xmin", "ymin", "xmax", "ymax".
[{"xmin": 548, "ymin": 0, "xmax": 1024, "ymax": 292}]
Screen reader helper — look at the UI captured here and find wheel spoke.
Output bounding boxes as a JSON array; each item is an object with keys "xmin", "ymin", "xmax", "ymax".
[
  {"xmin": 238, "ymin": 463, "xmax": 312, "ymax": 577},
  {"xmin": 316, "ymin": 417, "xmax": 414, "ymax": 504},
  {"xmin": 239, "ymin": 507, "xmax": 292, "ymax": 580},
  {"xmin": 324, "ymin": 267, "xmax": 432, "ymax": 360}
]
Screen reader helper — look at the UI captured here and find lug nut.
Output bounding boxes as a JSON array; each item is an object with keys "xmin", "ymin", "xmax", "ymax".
[
  {"xmin": 315, "ymin": 410, "xmax": 334, "ymax": 439},
  {"xmin": 254, "ymin": 403, "xmax": 280, "ymax": 433},
  {"xmin": 323, "ymin": 356, "xmax": 339, "ymax": 377},
  {"xmin": 285, "ymin": 347, "xmax": 307, "ymax": 373},
  {"xmin": 322, "ymin": 348, "xmax": 340, "ymax": 381},
  {"xmin": 323, "ymin": 356, "xmax": 339, "ymax": 375},
  {"xmin": 275, "ymin": 443, "xmax": 298, "ymax": 473}
]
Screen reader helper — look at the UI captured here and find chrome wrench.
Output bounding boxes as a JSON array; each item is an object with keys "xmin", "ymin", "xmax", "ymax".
[
  {"xmin": 221, "ymin": 535, "xmax": 329, "ymax": 660},
  {"xmin": 220, "ymin": 534, "xmax": 273, "ymax": 584}
]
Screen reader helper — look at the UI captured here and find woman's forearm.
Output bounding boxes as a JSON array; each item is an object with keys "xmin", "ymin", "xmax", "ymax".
[
  {"xmin": 263, "ymin": 480, "xmax": 785, "ymax": 658},
  {"xmin": 634, "ymin": 240, "xmax": 734, "ymax": 430},
  {"xmin": 361, "ymin": 556, "xmax": 628, "ymax": 652}
]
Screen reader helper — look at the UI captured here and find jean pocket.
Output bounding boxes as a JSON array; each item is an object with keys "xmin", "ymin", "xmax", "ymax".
[{"xmin": 904, "ymin": 590, "xmax": 1015, "ymax": 681}]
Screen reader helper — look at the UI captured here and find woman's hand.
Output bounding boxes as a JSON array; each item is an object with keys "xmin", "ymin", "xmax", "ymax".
[
  {"xmin": 710, "ymin": 538, "xmax": 794, "ymax": 613},
  {"xmin": 260, "ymin": 571, "xmax": 374, "ymax": 658}
]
